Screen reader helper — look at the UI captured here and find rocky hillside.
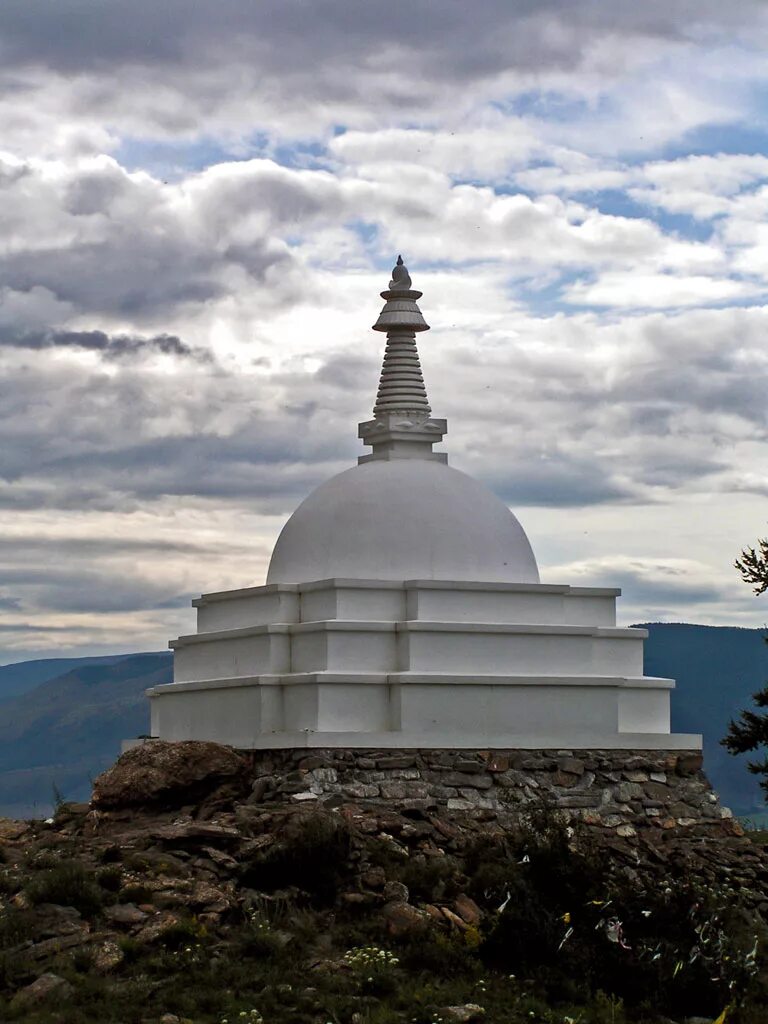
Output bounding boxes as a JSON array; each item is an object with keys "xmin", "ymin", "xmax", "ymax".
[{"xmin": 1, "ymin": 741, "xmax": 767, "ymax": 1024}]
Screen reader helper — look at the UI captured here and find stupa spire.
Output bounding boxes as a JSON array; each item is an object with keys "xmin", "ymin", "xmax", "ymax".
[{"xmin": 358, "ymin": 257, "xmax": 447, "ymax": 464}]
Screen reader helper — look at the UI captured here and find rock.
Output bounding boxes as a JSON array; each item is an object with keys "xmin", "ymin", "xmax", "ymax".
[
  {"xmin": 104, "ymin": 903, "xmax": 148, "ymax": 926},
  {"xmin": 617, "ymin": 782, "xmax": 644, "ymax": 802},
  {"xmin": 675, "ymin": 752, "xmax": 704, "ymax": 776},
  {"xmin": 453, "ymin": 893, "xmax": 482, "ymax": 926},
  {"xmin": 201, "ymin": 845, "xmax": 239, "ymax": 870},
  {"xmin": 33, "ymin": 903, "xmax": 83, "ymax": 938},
  {"xmin": 135, "ymin": 911, "xmax": 181, "ymax": 944},
  {"xmin": 160, "ymin": 1015, "xmax": 182, "ymax": 1024},
  {"xmin": 0, "ymin": 818, "xmax": 31, "ymax": 841},
  {"xmin": 92, "ymin": 740, "xmax": 246, "ymax": 809},
  {"xmin": 361, "ymin": 866, "xmax": 387, "ymax": 889},
  {"xmin": 383, "ymin": 879, "xmax": 409, "ymax": 903},
  {"xmin": 26, "ymin": 932, "xmax": 91, "ymax": 960},
  {"xmin": 10, "ymin": 973, "xmax": 73, "ymax": 1010},
  {"xmin": 379, "ymin": 782, "xmax": 407, "ymax": 799},
  {"xmin": 93, "ymin": 939, "xmax": 125, "ymax": 973},
  {"xmin": 441, "ymin": 906, "xmax": 469, "ymax": 931},
  {"xmin": 240, "ymin": 834, "xmax": 275, "ymax": 856},
  {"xmin": 382, "ymin": 901, "xmax": 429, "ymax": 936},
  {"xmin": 343, "ymin": 782, "xmax": 380, "ymax": 799},
  {"xmin": 616, "ymin": 825, "xmax": 637, "ymax": 838},
  {"xmin": 248, "ymin": 777, "xmax": 272, "ymax": 803},
  {"xmin": 376, "ymin": 756, "xmax": 417, "ymax": 769},
  {"xmin": 441, "ymin": 1004, "xmax": 486, "ymax": 1022},
  {"xmin": 443, "ymin": 773, "xmax": 492, "ymax": 790},
  {"xmin": 151, "ymin": 822, "xmax": 241, "ymax": 846},
  {"xmin": 190, "ymin": 882, "xmax": 231, "ymax": 913},
  {"xmin": 551, "ymin": 770, "xmax": 580, "ymax": 788}
]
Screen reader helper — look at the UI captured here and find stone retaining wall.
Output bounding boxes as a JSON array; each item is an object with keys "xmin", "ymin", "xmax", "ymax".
[{"xmin": 241, "ymin": 747, "xmax": 738, "ymax": 838}]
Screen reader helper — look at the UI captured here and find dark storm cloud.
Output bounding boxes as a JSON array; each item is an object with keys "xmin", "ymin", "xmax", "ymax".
[
  {"xmin": 0, "ymin": 622, "xmax": 71, "ymax": 633},
  {"xmin": 0, "ymin": 566, "xmax": 190, "ymax": 614},
  {"xmin": 0, "ymin": 1, "xmax": 762, "ymax": 153},
  {"xmin": 0, "ymin": 1, "xmax": 757, "ymax": 77},
  {"xmin": 2, "ymin": 244, "xmax": 225, "ymax": 317},
  {"xmin": 1, "ymin": 328, "xmax": 205, "ymax": 361},
  {"xmin": 487, "ymin": 455, "xmax": 638, "ymax": 508}
]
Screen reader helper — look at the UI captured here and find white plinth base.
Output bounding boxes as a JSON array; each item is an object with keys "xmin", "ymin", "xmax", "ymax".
[
  {"xmin": 154, "ymin": 578, "xmax": 699, "ymax": 751},
  {"xmin": 125, "ymin": 731, "xmax": 701, "ymax": 752}
]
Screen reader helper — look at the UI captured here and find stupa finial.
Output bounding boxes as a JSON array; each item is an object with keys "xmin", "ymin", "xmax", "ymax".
[
  {"xmin": 358, "ymin": 256, "xmax": 447, "ymax": 464},
  {"xmin": 389, "ymin": 255, "xmax": 412, "ymax": 291}
]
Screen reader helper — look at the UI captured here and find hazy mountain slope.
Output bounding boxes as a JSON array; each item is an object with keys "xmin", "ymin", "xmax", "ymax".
[
  {"xmin": 641, "ymin": 622, "xmax": 767, "ymax": 816},
  {"xmin": 0, "ymin": 653, "xmax": 171, "ymax": 817},
  {"xmin": 0, "ymin": 653, "xmax": 144, "ymax": 702}
]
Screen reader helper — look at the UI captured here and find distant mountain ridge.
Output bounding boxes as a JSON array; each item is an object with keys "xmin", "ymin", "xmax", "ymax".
[
  {"xmin": 0, "ymin": 625, "xmax": 767, "ymax": 819},
  {"xmin": 0, "ymin": 653, "xmax": 138, "ymax": 702},
  {"xmin": 0, "ymin": 652, "xmax": 171, "ymax": 818},
  {"xmin": 636, "ymin": 622, "xmax": 767, "ymax": 817}
]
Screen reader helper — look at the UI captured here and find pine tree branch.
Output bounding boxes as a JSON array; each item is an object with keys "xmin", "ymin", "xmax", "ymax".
[{"xmin": 735, "ymin": 538, "xmax": 768, "ymax": 595}]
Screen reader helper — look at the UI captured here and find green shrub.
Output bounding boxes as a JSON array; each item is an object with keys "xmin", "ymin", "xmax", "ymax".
[
  {"xmin": 119, "ymin": 883, "xmax": 153, "ymax": 904},
  {"xmin": 397, "ymin": 854, "xmax": 458, "ymax": 903},
  {"xmin": 0, "ymin": 908, "xmax": 34, "ymax": 990},
  {"xmin": 0, "ymin": 907, "xmax": 33, "ymax": 951},
  {"xmin": 240, "ymin": 812, "xmax": 352, "ymax": 904},
  {"xmin": 236, "ymin": 913, "xmax": 290, "ymax": 959},
  {"xmin": 96, "ymin": 865, "xmax": 122, "ymax": 892},
  {"xmin": 98, "ymin": 845, "xmax": 123, "ymax": 864},
  {"xmin": 155, "ymin": 916, "xmax": 207, "ymax": 950},
  {"xmin": 397, "ymin": 928, "xmax": 480, "ymax": 977},
  {"xmin": 25, "ymin": 861, "xmax": 103, "ymax": 917}
]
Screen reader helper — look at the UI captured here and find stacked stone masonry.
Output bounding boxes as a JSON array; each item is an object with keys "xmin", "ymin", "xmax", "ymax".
[{"xmin": 242, "ymin": 747, "xmax": 735, "ymax": 838}]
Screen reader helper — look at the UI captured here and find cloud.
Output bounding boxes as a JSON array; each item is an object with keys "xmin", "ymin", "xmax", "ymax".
[
  {"xmin": 564, "ymin": 271, "xmax": 761, "ymax": 308},
  {"xmin": 0, "ymin": 327, "xmax": 204, "ymax": 360}
]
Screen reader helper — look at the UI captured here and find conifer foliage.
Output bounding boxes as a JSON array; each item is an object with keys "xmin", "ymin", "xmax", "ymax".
[{"xmin": 723, "ymin": 537, "xmax": 768, "ymax": 795}]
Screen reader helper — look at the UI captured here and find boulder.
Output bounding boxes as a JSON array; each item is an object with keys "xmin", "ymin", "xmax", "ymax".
[
  {"xmin": 104, "ymin": 903, "xmax": 148, "ymax": 926},
  {"xmin": 0, "ymin": 818, "xmax": 30, "ymax": 841},
  {"xmin": 381, "ymin": 901, "xmax": 429, "ymax": 936},
  {"xmin": 441, "ymin": 1004, "xmax": 486, "ymax": 1022},
  {"xmin": 382, "ymin": 879, "xmax": 409, "ymax": 903},
  {"xmin": 134, "ymin": 910, "xmax": 181, "ymax": 944},
  {"xmin": 92, "ymin": 939, "xmax": 125, "ymax": 973},
  {"xmin": 453, "ymin": 893, "xmax": 482, "ymax": 926},
  {"xmin": 92, "ymin": 740, "xmax": 247, "ymax": 809},
  {"xmin": 10, "ymin": 973, "xmax": 73, "ymax": 1011}
]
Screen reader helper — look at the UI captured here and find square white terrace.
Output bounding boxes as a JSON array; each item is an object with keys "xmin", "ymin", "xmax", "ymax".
[
  {"xmin": 151, "ymin": 576, "xmax": 700, "ymax": 751},
  {"xmin": 192, "ymin": 578, "xmax": 621, "ymax": 631},
  {"xmin": 170, "ymin": 620, "xmax": 644, "ymax": 682}
]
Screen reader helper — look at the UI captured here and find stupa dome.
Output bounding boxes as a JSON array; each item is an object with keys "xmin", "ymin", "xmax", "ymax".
[
  {"xmin": 268, "ymin": 256, "xmax": 539, "ymax": 585},
  {"xmin": 266, "ymin": 458, "xmax": 539, "ymax": 585}
]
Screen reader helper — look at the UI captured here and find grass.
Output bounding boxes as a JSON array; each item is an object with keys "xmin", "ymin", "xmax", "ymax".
[{"xmin": 24, "ymin": 861, "xmax": 103, "ymax": 917}]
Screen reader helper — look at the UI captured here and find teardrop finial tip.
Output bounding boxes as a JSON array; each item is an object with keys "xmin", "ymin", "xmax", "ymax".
[{"xmin": 389, "ymin": 255, "xmax": 412, "ymax": 290}]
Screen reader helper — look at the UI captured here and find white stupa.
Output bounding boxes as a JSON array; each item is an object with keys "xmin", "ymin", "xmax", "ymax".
[{"xmin": 149, "ymin": 258, "xmax": 700, "ymax": 751}]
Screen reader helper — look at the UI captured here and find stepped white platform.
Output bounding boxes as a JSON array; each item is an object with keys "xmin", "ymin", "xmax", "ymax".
[
  {"xmin": 150, "ymin": 257, "xmax": 700, "ymax": 752},
  {"xmin": 149, "ymin": 577, "xmax": 700, "ymax": 749}
]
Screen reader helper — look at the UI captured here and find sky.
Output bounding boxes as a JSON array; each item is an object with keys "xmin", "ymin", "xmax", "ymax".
[{"xmin": 2, "ymin": 0, "xmax": 768, "ymax": 665}]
